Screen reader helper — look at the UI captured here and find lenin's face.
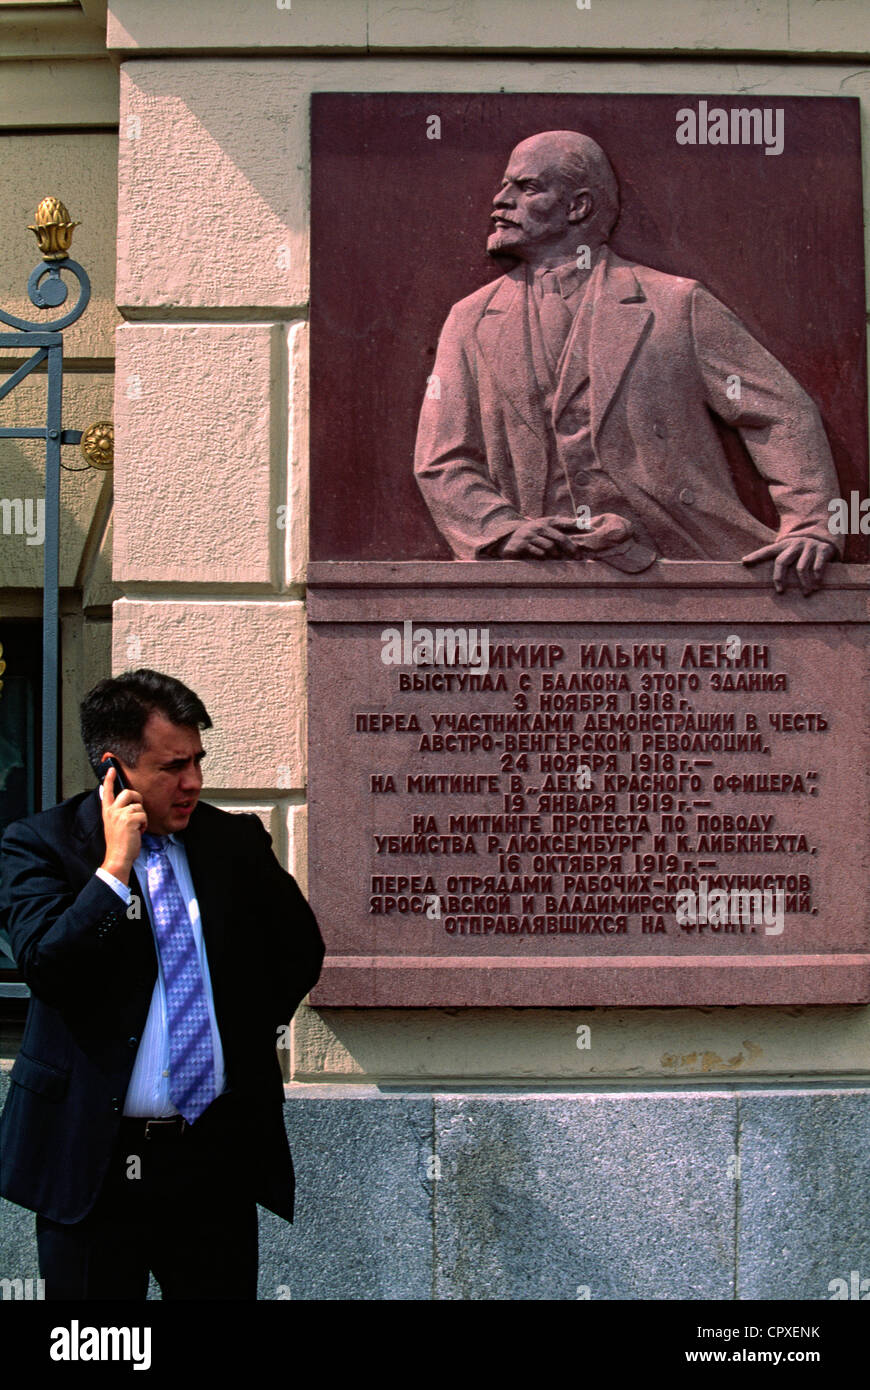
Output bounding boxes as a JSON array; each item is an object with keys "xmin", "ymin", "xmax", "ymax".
[{"xmin": 488, "ymin": 143, "xmax": 572, "ymax": 260}]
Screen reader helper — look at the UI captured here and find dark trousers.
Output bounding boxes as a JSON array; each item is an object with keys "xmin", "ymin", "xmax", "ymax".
[{"xmin": 36, "ymin": 1093, "xmax": 258, "ymax": 1300}]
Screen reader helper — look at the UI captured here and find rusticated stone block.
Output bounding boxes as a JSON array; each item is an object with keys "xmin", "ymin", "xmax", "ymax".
[
  {"xmin": 114, "ymin": 324, "xmax": 279, "ymax": 584},
  {"xmin": 111, "ymin": 599, "xmax": 306, "ymax": 792}
]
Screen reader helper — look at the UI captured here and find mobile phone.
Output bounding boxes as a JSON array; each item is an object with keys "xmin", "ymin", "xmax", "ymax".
[{"xmin": 99, "ymin": 755, "xmax": 130, "ymax": 792}]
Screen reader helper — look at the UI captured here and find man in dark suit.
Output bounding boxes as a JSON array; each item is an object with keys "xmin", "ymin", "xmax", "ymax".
[
  {"xmin": 0, "ymin": 667, "xmax": 324, "ymax": 1299},
  {"xmin": 414, "ymin": 130, "xmax": 841, "ymax": 594}
]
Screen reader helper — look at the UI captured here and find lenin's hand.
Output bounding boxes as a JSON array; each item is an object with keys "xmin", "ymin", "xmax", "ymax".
[
  {"xmin": 742, "ymin": 537, "xmax": 836, "ymax": 596},
  {"xmin": 498, "ymin": 517, "xmax": 579, "ymax": 558}
]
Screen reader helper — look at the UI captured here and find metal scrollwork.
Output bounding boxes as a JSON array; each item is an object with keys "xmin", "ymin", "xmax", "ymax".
[{"xmin": 0, "ymin": 259, "xmax": 91, "ymax": 334}]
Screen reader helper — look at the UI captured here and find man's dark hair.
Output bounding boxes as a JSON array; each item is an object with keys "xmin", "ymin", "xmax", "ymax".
[{"xmin": 80, "ymin": 668, "xmax": 212, "ymax": 777}]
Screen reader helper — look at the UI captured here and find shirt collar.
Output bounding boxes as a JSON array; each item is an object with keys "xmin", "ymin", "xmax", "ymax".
[
  {"xmin": 140, "ymin": 829, "xmax": 183, "ymax": 849},
  {"xmin": 528, "ymin": 251, "xmax": 598, "ymax": 300}
]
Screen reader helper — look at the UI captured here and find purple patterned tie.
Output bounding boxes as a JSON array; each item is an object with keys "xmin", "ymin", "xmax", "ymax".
[{"xmin": 142, "ymin": 832, "xmax": 216, "ymax": 1123}]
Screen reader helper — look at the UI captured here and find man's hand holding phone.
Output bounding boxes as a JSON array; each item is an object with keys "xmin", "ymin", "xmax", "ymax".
[{"xmin": 99, "ymin": 761, "xmax": 147, "ymax": 884}]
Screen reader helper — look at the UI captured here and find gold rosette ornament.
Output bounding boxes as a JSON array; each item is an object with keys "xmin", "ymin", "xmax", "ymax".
[
  {"xmin": 80, "ymin": 421, "xmax": 114, "ymax": 470},
  {"xmin": 28, "ymin": 198, "xmax": 79, "ymax": 261}
]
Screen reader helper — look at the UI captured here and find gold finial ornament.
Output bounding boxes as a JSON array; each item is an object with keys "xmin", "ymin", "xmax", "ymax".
[
  {"xmin": 28, "ymin": 197, "xmax": 80, "ymax": 260},
  {"xmin": 80, "ymin": 420, "xmax": 114, "ymax": 470}
]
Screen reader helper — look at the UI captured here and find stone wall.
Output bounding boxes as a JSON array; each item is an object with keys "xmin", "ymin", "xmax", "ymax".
[{"xmin": 110, "ymin": 8, "xmax": 870, "ymax": 1094}]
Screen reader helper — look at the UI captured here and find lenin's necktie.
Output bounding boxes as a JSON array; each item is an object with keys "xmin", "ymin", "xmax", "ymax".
[
  {"xmin": 142, "ymin": 832, "xmax": 216, "ymax": 1123},
  {"xmin": 537, "ymin": 269, "xmax": 574, "ymax": 372}
]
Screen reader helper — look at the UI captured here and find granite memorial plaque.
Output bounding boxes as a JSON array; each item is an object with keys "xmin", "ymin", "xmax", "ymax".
[{"xmin": 307, "ymin": 94, "xmax": 870, "ymax": 1005}]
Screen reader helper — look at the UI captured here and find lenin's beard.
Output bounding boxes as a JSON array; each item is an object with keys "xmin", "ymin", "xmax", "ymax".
[{"xmin": 486, "ymin": 230, "xmax": 525, "ymax": 262}]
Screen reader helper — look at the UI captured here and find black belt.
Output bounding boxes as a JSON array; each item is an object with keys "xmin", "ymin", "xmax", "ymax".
[
  {"xmin": 119, "ymin": 1092, "xmax": 241, "ymax": 1141},
  {"xmin": 120, "ymin": 1114, "xmax": 189, "ymax": 1140}
]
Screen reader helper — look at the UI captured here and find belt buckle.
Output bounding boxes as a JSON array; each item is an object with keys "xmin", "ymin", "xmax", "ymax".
[{"xmin": 144, "ymin": 1116, "xmax": 186, "ymax": 1139}]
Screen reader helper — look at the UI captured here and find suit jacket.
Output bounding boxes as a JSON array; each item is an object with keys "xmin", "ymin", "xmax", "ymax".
[
  {"xmin": 414, "ymin": 246, "xmax": 843, "ymax": 562},
  {"xmin": 0, "ymin": 790, "xmax": 324, "ymax": 1225}
]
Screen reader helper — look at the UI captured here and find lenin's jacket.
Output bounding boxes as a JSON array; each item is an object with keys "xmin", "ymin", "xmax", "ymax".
[
  {"xmin": 0, "ymin": 790, "xmax": 325, "ymax": 1224},
  {"xmin": 414, "ymin": 246, "xmax": 843, "ymax": 561}
]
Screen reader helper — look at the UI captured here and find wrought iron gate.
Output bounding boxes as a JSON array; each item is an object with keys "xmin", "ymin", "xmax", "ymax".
[{"xmin": 0, "ymin": 198, "xmax": 112, "ymax": 809}]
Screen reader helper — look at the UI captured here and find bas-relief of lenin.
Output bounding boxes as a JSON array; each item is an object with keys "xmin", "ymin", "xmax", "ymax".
[{"xmin": 414, "ymin": 130, "xmax": 842, "ymax": 595}]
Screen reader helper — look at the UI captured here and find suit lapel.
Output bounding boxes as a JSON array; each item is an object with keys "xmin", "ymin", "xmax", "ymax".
[
  {"xmin": 475, "ymin": 267, "xmax": 555, "ymax": 517},
  {"xmin": 586, "ymin": 248, "xmax": 652, "ymax": 446},
  {"xmin": 72, "ymin": 785, "xmax": 107, "ymax": 857},
  {"xmin": 178, "ymin": 805, "xmax": 227, "ymax": 979},
  {"xmin": 551, "ymin": 255, "xmax": 601, "ymax": 426},
  {"xmin": 476, "ymin": 268, "xmax": 550, "ymax": 446}
]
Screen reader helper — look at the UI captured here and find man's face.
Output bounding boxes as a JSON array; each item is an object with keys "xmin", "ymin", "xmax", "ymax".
[
  {"xmin": 112, "ymin": 711, "xmax": 205, "ymax": 835},
  {"xmin": 488, "ymin": 144, "xmax": 571, "ymax": 261}
]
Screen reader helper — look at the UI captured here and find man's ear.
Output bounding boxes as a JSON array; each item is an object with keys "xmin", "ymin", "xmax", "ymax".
[{"xmin": 567, "ymin": 190, "xmax": 593, "ymax": 224}]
